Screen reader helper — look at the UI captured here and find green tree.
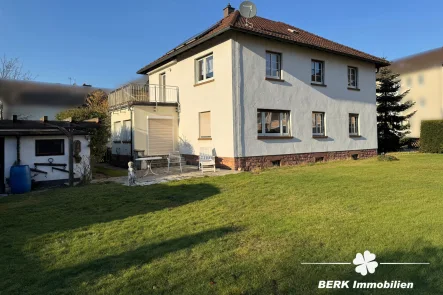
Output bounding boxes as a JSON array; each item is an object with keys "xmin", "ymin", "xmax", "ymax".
[
  {"xmin": 56, "ymin": 89, "xmax": 110, "ymax": 162},
  {"xmin": 376, "ymin": 67, "xmax": 416, "ymax": 152}
]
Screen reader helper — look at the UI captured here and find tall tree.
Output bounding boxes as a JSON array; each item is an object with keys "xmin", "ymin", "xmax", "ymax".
[
  {"xmin": 376, "ymin": 67, "xmax": 416, "ymax": 152},
  {"xmin": 0, "ymin": 55, "xmax": 34, "ymax": 80},
  {"xmin": 56, "ymin": 89, "xmax": 110, "ymax": 162}
]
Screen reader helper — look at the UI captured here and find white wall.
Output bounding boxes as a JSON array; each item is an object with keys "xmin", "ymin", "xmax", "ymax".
[
  {"xmin": 148, "ymin": 37, "xmax": 235, "ymax": 158},
  {"xmin": 232, "ymin": 33, "xmax": 378, "ymax": 157},
  {"xmin": 4, "ymin": 104, "xmax": 77, "ymax": 120},
  {"xmin": 4, "ymin": 135, "xmax": 90, "ymax": 182}
]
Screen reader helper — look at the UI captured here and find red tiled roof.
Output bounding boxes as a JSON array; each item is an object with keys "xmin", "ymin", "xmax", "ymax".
[{"xmin": 137, "ymin": 11, "xmax": 389, "ymax": 74}]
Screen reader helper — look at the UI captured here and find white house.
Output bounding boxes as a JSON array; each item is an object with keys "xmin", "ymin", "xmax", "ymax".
[{"xmin": 109, "ymin": 5, "xmax": 389, "ymax": 170}]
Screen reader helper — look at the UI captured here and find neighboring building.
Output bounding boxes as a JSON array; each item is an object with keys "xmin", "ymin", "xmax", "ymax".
[
  {"xmin": 390, "ymin": 47, "xmax": 443, "ymax": 138},
  {"xmin": 0, "ymin": 79, "xmax": 105, "ymax": 120},
  {"xmin": 0, "ymin": 117, "xmax": 99, "ymax": 193},
  {"xmin": 109, "ymin": 4, "xmax": 389, "ymax": 170}
]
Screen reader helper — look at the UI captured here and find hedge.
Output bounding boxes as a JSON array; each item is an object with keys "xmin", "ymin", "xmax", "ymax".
[{"xmin": 420, "ymin": 120, "xmax": 443, "ymax": 153}]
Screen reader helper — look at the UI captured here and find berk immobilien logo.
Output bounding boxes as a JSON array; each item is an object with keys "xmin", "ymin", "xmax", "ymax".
[{"xmin": 301, "ymin": 250, "xmax": 430, "ymax": 290}]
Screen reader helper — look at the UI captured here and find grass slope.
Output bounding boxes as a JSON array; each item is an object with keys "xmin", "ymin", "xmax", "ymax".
[{"xmin": 1, "ymin": 153, "xmax": 443, "ymax": 294}]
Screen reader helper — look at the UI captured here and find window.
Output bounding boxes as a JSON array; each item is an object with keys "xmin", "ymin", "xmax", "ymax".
[
  {"xmin": 311, "ymin": 60, "xmax": 324, "ymax": 84},
  {"xmin": 312, "ymin": 112, "xmax": 325, "ymax": 136},
  {"xmin": 418, "ymin": 74, "xmax": 424, "ymax": 85},
  {"xmin": 266, "ymin": 51, "xmax": 282, "ymax": 79},
  {"xmin": 35, "ymin": 139, "xmax": 64, "ymax": 156},
  {"xmin": 349, "ymin": 114, "xmax": 359, "ymax": 136},
  {"xmin": 199, "ymin": 111, "xmax": 211, "ymax": 138},
  {"xmin": 159, "ymin": 72, "xmax": 166, "ymax": 101},
  {"xmin": 196, "ymin": 54, "xmax": 214, "ymax": 83},
  {"xmin": 121, "ymin": 120, "xmax": 132, "ymax": 142},
  {"xmin": 406, "ymin": 77, "xmax": 412, "ymax": 87},
  {"xmin": 113, "ymin": 121, "xmax": 121, "ymax": 142},
  {"xmin": 348, "ymin": 66, "xmax": 358, "ymax": 88},
  {"xmin": 257, "ymin": 110, "xmax": 290, "ymax": 136}
]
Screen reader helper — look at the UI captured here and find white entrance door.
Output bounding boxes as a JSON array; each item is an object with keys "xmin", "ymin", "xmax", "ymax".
[{"xmin": 148, "ymin": 118, "xmax": 174, "ymax": 155}]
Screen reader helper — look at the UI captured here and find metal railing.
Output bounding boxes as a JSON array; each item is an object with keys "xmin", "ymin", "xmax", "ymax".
[{"xmin": 108, "ymin": 83, "xmax": 179, "ymax": 108}]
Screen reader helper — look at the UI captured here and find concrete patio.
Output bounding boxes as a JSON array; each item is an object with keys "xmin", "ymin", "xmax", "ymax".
[{"xmin": 92, "ymin": 165, "xmax": 239, "ymax": 186}]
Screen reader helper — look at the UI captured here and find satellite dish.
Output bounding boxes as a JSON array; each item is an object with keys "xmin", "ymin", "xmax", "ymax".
[{"xmin": 239, "ymin": 1, "xmax": 257, "ymax": 26}]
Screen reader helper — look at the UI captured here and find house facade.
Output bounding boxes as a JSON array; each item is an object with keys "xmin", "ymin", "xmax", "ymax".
[
  {"xmin": 109, "ymin": 5, "xmax": 388, "ymax": 170},
  {"xmin": 390, "ymin": 47, "xmax": 443, "ymax": 138}
]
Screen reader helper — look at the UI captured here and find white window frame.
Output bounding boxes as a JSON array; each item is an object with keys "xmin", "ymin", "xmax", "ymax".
[
  {"xmin": 266, "ymin": 51, "xmax": 282, "ymax": 79},
  {"xmin": 349, "ymin": 113, "xmax": 359, "ymax": 136},
  {"xmin": 312, "ymin": 112, "xmax": 325, "ymax": 136},
  {"xmin": 348, "ymin": 66, "xmax": 358, "ymax": 88},
  {"xmin": 311, "ymin": 60, "xmax": 325, "ymax": 84},
  {"xmin": 257, "ymin": 110, "xmax": 291, "ymax": 137},
  {"xmin": 196, "ymin": 54, "xmax": 214, "ymax": 83}
]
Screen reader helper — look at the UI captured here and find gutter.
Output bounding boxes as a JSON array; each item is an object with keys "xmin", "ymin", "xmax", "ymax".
[
  {"xmin": 229, "ymin": 27, "xmax": 390, "ymax": 68},
  {"xmin": 137, "ymin": 27, "xmax": 232, "ymax": 74},
  {"xmin": 138, "ymin": 25, "xmax": 389, "ymax": 75}
]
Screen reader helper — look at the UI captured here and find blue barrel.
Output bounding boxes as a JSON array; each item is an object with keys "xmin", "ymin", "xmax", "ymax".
[{"xmin": 10, "ymin": 165, "xmax": 31, "ymax": 194}]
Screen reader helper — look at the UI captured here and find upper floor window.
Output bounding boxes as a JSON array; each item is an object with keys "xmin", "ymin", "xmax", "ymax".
[
  {"xmin": 418, "ymin": 74, "xmax": 424, "ymax": 85},
  {"xmin": 349, "ymin": 114, "xmax": 359, "ymax": 136},
  {"xmin": 311, "ymin": 60, "xmax": 324, "ymax": 84},
  {"xmin": 196, "ymin": 54, "xmax": 213, "ymax": 83},
  {"xmin": 348, "ymin": 66, "xmax": 358, "ymax": 88},
  {"xmin": 257, "ymin": 109, "xmax": 290, "ymax": 136},
  {"xmin": 406, "ymin": 77, "xmax": 412, "ymax": 87},
  {"xmin": 312, "ymin": 112, "xmax": 325, "ymax": 136},
  {"xmin": 266, "ymin": 51, "xmax": 282, "ymax": 79}
]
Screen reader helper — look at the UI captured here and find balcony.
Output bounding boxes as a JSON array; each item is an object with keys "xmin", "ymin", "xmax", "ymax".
[{"xmin": 108, "ymin": 83, "xmax": 179, "ymax": 110}]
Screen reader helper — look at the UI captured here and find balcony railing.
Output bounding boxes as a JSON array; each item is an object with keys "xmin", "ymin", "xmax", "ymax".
[{"xmin": 108, "ymin": 83, "xmax": 179, "ymax": 109}]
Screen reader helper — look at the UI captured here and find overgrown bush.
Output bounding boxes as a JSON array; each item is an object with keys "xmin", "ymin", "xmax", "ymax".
[
  {"xmin": 420, "ymin": 120, "xmax": 443, "ymax": 153},
  {"xmin": 378, "ymin": 154, "xmax": 399, "ymax": 161},
  {"xmin": 56, "ymin": 90, "xmax": 110, "ymax": 162}
]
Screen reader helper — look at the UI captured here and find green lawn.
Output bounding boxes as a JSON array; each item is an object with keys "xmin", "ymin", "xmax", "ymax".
[{"xmin": 1, "ymin": 153, "xmax": 443, "ymax": 294}]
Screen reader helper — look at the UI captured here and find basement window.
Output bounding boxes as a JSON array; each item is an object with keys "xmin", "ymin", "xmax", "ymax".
[{"xmin": 35, "ymin": 139, "xmax": 65, "ymax": 156}]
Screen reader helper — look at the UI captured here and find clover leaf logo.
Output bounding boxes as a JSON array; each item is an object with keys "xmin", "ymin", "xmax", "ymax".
[{"xmin": 353, "ymin": 250, "xmax": 378, "ymax": 276}]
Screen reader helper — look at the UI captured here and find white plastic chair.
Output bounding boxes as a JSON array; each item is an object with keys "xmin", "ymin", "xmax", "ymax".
[
  {"xmin": 167, "ymin": 151, "xmax": 182, "ymax": 173},
  {"xmin": 199, "ymin": 147, "xmax": 216, "ymax": 172}
]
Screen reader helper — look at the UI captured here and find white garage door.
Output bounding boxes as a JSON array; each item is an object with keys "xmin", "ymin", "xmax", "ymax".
[{"xmin": 148, "ymin": 118, "xmax": 174, "ymax": 155}]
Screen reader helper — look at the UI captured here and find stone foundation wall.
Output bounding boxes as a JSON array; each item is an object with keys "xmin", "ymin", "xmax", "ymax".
[{"xmin": 183, "ymin": 149, "xmax": 377, "ymax": 171}]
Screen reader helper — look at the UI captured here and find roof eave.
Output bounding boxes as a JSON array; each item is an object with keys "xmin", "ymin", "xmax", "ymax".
[
  {"xmin": 230, "ymin": 27, "xmax": 390, "ymax": 67},
  {"xmin": 136, "ymin": 27, "xmax": 232, "ymax": 75}
]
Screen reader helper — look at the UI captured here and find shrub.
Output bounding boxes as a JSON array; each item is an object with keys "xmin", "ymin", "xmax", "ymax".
[
  {"xmin": 378, "ymin": 154, "xmax": 399, "ymax": 161},
  {"xmin": 420, "ymin": 120, "xmax": 443, "ymax": 153}
]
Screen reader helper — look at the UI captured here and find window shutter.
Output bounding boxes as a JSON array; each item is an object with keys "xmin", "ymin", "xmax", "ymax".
[
  {"xmin": 148, "ymin": 119, "xmax": 174, "ymax": 155},
  {"xmin": 199, "ymin": 112, "xmax": 211, "ymax": 138}
]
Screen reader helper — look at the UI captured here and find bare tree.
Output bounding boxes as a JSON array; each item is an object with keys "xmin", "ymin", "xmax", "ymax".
[{"xmin": 0, "ymin": 54, "xmax": 35, "ymax": 80}]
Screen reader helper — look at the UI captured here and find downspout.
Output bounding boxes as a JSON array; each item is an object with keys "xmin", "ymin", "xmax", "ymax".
[
  {"xmin": 13, "ymin": 116, "xmax": 20, "ymax": 165},
  {"xmin": 16, "ymin": 136, "xmax": 20, "ymax": 165},
  {"xmin": 130, "ymin": 106, "xmax": 134, "ymax": 161}
]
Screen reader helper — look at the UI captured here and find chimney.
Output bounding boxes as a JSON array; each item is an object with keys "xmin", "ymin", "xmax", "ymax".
[{"xmin": 223, "ymin": 3, "xmax": 234, "ymax": 18}]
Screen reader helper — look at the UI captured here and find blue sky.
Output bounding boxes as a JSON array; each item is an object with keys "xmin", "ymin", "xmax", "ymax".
[{"xmin": 1, "ymin": 0, "xmax": 442, "ymax": 89}]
